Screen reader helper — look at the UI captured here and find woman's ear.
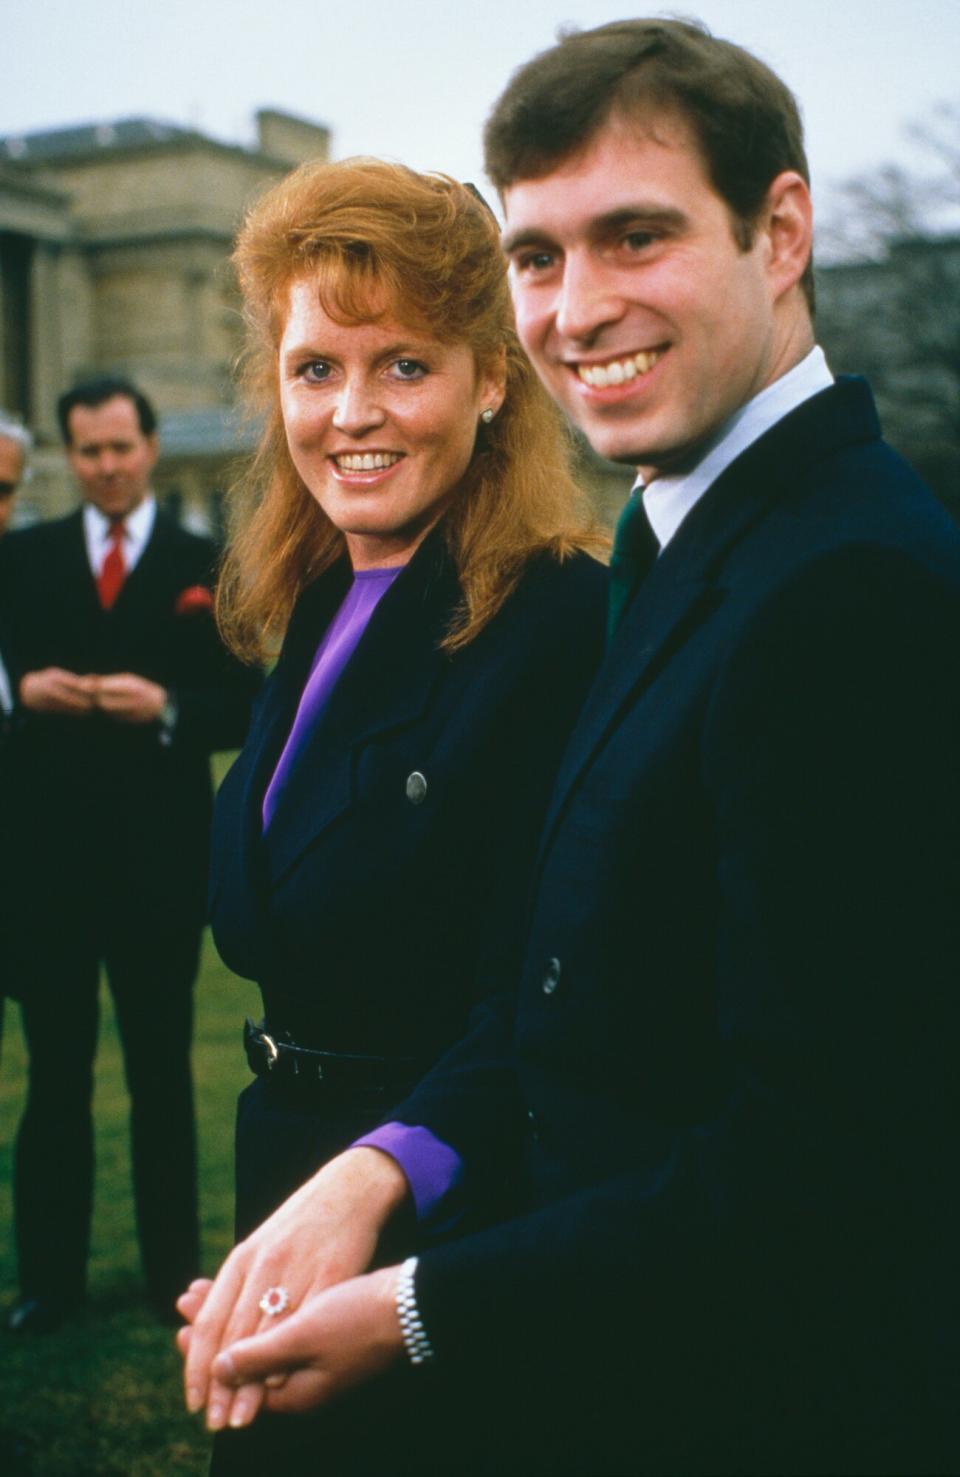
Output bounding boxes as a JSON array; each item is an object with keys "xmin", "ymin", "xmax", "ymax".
[{"xmin": 478, "ymin": 345, "xmax": 508, "ymax": 419}]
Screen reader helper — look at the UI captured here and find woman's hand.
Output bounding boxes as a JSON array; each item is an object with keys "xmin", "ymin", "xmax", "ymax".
[
  {"xmin": 180, "ymin": 1147, "xmax": 409, "ymax": 1429},
  {"xmin": 209, "ymin": 1267, "xmax": 405, "ymax": 1429}
]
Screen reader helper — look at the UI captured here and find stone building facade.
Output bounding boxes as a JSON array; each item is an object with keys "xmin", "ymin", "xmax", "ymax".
[{"xmin": 0, "ymin": 109, "xmax": 330, "ymax": 528}]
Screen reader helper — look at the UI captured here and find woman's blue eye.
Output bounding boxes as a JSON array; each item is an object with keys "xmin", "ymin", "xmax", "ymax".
[
  {"xmin": 303, "ymin": 361, "xmax": 332, "ymax": 381},
  {"xmin": 393, "ymin": 359, "xmax": 426, "ymax": 379}
]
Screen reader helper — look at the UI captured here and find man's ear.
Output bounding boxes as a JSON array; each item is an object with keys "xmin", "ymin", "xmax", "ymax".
[{"xmin": 762, "ymin": 171, "xmax": 813, "ymax": 302}]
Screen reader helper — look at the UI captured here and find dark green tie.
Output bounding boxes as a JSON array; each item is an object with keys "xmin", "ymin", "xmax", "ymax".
[{"xmin": 607, "ymin": 490, "xmax": 660, "ymax": 642}]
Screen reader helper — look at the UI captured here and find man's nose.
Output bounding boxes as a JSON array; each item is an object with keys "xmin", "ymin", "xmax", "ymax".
[
  {"xmin": 332, "ymin": 379, "xmax": 387, "ymax": 437},
  {"xmin": 96, "ymin": 450, "xmax": 120, "ymax": 477},
  {"xmin": 554, "ymin": 254, "xmax": 624, "ymax": 344}
]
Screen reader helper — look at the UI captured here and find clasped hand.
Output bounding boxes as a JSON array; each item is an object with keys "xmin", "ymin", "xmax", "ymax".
[
  {"xmin": 177, "ymin": 1148, "xmax": 410, "ymax": 1432},
  {"xmin": 19, "ymin": 667, "xmax": 167, "ymax": 722}
]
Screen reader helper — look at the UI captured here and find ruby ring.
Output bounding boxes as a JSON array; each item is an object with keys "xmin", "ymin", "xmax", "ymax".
[{"xmin": 258, "ymin": 1285, "xmax": 291, "ymax": 1317}]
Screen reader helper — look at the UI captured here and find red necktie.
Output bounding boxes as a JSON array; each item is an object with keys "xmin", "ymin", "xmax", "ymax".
[{"xmin": 97, "ymin": 519, "xmax": 126, "ymax": 610}]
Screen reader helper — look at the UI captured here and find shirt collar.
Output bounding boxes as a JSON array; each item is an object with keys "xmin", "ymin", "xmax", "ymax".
[
  {"xmin": 83, "ymin": 493, "xmax": 156, "ymax": 546},
  {"xmin": 639, "ymin": 346, "xmax": 834, "ymax": 550}
]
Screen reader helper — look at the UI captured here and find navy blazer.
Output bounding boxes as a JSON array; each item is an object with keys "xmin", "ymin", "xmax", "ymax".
[
  {"xmin": 402, "ymin": 380, "xmax": 960, "ymax": 1476},
  {"xmin": 210, "ymin": 533, "xmax": 608, "ymax": 1069},
  {"xmin": 0, "ymin": 508, "xmax": 259, "ymax": 931}
]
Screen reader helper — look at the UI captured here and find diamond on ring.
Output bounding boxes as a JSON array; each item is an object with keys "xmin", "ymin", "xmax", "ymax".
[{"xmin": 259, "ymin": 1285, "xmax": 291, "ymax": 1317}]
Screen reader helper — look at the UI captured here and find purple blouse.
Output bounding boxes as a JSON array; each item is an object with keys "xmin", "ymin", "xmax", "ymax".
[{"xmin": 262, "ymin": 566, "xmax": 401, "ymax": 830}]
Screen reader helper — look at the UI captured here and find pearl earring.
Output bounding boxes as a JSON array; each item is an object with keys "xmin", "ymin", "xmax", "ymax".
[{"xmin": 480, "ymin": 408, "xmax": 495, "ymax": 424}]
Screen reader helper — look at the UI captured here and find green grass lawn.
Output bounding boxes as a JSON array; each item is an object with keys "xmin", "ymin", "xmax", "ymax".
[{"xmin": 0, "ymin": 931, "xmax": 261, "ymax": 1476}]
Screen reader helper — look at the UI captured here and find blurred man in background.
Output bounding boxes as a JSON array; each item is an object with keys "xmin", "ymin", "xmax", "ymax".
[{"xmin": 0, "ymin": 376, "xmax": 258, "ymax": 1334}]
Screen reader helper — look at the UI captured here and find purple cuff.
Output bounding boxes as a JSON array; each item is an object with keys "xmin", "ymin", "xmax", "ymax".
[{"xmin": 353, "ymin": 1123, "xmax": 463, "ymax": 1224}]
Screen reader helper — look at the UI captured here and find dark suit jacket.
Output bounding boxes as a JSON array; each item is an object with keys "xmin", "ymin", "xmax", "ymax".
[
  {"xmin": 0, "ymin": 506, "xmax": 258, "ymax": 944},
  {"xmin": 398, "ymin": 380, "xmax": 960, "ymax": 1476},
  {"xmin": 211, "ymin": 533, "xmax": 608, "ymax": 1068},
  {"xmin": 209, "ymin": 533, "xmax": 608, "ymax": 1237}
]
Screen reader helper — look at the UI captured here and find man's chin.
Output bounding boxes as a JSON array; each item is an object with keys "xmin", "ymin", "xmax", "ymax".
[
  {"xmin": 90, "ymin": 489, "xmax": 143, "ymax": 518},
  {"xmin": 565, "ymin": 410, "xmax": 655, "ymax": 472},
  {"xmin": 574, "ymin": 421, "xmax": 706, "ymax": 481}
]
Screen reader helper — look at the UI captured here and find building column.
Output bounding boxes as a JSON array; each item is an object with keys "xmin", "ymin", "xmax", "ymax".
[{"xmin": 29, "ymin": 240, "xmax": 63, "ymax": 438}]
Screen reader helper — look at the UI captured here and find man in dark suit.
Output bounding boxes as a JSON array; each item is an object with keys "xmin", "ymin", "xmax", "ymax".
[
  {"xmin": 184, "ymin": 22, "xmax": 960, "ymax": 1474},
  {"xmin": 0, "ymin": 376, "xmax": 258, "ymax": 1333}
]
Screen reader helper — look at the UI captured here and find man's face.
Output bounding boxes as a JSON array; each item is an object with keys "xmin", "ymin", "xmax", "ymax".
[
  {"xmin": 502, "ymin": 114, "xmax": 785, "ymax": 480},
  {"xmin": 66, "ymin": 395, "xmax": 158, "ymax": 518},
  {"xmin": 0, "ymin": 434, "xmax": 24, "ymax": 537}
]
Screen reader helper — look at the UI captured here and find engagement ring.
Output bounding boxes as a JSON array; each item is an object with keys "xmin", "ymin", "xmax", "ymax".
[{"xmin": 259, "ymin": 1285, "xmax": 291, "ymax": 1317}]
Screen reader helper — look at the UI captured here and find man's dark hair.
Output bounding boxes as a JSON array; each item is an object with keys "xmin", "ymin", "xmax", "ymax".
[
  {"xmin": 57, "ymin": 376, "xmax": 158, "ymax": 444},
  {"xmin": 484, "ymin": 17, "xmax": 814, "ymax": 312}
]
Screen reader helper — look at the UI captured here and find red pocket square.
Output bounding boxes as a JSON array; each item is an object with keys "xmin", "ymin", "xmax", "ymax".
[{"xmin": 175, "ymin": 584, "xmax": 214, "ymax": 615}]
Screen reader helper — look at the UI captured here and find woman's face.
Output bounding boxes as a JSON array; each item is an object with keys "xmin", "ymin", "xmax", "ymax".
[{"xmin": 278, "ymin": 278, "xmax": 504, "ymax": 569}]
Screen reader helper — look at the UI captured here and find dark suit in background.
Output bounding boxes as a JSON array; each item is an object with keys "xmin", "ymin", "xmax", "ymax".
[
  {"xmin": 0, "ymin": 506, "xmax": 258, "ymax": 1314},
  {"xmin": 396, "ymin": 379, "xmax": 960, "ymax": 1475}
]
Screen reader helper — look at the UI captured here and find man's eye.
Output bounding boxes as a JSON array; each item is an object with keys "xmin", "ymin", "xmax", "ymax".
[
  {"xmin": 515, "ymin": 251, "xmax": 555, "ymax": 274},
  {"xmin": 623, "ymin": 231, "xmax": 656, "ymax": 252},
  {"xmin": 391, "ymin": 360, "xmax": 427, "ymax": 380}
]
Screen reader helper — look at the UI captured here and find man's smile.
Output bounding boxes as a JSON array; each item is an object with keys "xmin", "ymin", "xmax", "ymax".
[{"xmin": 574, "ymin": 348, "xmax": 666, "ymax": 388}]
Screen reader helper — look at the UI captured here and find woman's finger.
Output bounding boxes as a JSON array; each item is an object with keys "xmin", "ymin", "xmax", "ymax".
[
  {"xmin": 207, "ymin": 1379, "xmax": 266, "ymax": 1433},
  {"xmin": 184, "ymin": 1250, "xmax": 250, "ymax": 1412},
  {"xmin": 176, "ymin": 1278, "xmax": 213, "ymax": 1326}
]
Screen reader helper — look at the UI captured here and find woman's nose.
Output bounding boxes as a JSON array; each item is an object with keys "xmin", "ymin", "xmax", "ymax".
[{"xmin": 331, "ymin": 379, "xmax": 387, "ymax": 437}]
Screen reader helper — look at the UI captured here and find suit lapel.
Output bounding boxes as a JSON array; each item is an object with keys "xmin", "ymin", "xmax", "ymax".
[
  {"xmin": 231, "ymin": 560, "xmax": 352, "ymax": 858},
  {"xmin": 57, "ymin": 511, "xmax": 103, "ymax": 627},
  {"xmin": 536, "ymin": 378, "xmax": 881, "ymax": 865},
  {"xmin": 536, "ymin": 493, "xmax": 756, "ymax": 861},
  {"xmin": 262, "ymin": 533, "xmax": 456, "ymax": 886}
]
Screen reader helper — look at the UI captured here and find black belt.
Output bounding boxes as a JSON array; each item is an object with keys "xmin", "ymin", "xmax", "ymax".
[{"xmin": 243, "ymin": 1018, "xmax": 420, "ymax": 1098}]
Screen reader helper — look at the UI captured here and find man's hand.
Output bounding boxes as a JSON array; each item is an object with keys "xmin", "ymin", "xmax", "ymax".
[
  {"xmin": 180, "ymin": 1148, "xmax": 409, "ymax": 1429},
  {"xmin": 19, "ymin": 667, "xmax": 98, "ymax": 716},
  {"xmin": 205, "ymin": 1267, "xmax": 405, "ymax": 1430},
  {"xmin": 94, "ymin": 673, "xmax": 167, "ymax": 724}
]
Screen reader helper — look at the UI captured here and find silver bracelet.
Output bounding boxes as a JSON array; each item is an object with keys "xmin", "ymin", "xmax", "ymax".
[{"xmin": 395, "ymin": 1256, "xmax": 435, "ymax": 1366}]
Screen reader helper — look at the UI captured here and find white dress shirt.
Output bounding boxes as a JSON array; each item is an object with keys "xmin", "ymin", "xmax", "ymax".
[
  {"xmin": 641, "ymin": 346, "xmax": 834, "ymax": 551},
  {"xmin": 83, "ymin": 494, "xmax": 157, "ymax": 578}
]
